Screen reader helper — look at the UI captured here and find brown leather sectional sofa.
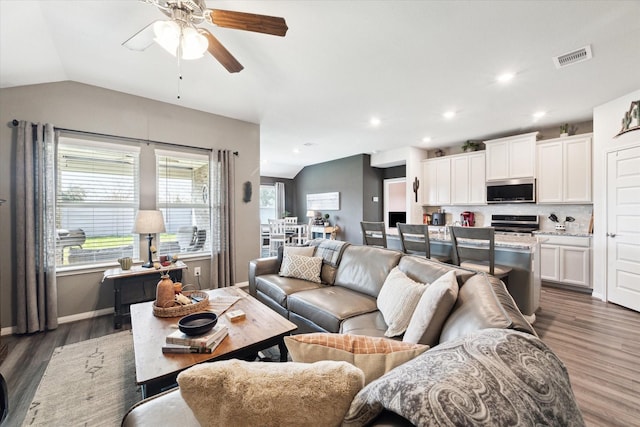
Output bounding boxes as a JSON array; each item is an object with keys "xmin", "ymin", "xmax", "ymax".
[
  {"xmin": 249, "ymin": 244, "xmax": 535, "ymax": 341},
  {"xmin": 122, "ymin": 243, "xmax": 585, "ymax": 426}
]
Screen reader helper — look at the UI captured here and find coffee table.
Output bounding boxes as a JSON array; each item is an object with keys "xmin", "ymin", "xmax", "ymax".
[{"xmin": 130, "ymin": 286, "xmax": 297, "ymax": 398}]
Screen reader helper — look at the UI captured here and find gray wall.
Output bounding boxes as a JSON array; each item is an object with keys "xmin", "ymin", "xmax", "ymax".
[
  {"xmin": 0, "ymin": 81, "xmax": 261, "ymax": 330},
  {"xmin": 294, "ymin": 154, "xmax": 383, "ymax": 244}
]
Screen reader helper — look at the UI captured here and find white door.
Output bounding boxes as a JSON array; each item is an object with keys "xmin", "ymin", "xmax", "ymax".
[{"xmin": 607, "ymin": 145, "xmax": 640, "ymax": 312}]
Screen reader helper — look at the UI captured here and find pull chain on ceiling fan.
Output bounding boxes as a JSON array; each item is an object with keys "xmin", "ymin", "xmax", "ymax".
[{"xmin": 123, "ymin": 0, "xmax": 288, "ymax": 73}]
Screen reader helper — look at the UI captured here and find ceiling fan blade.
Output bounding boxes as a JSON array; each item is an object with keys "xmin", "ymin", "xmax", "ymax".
[
  {"xmin": 199, "ymin": 29, "xmax": 244, "ymax": 73},
  {"xmin": 208, "ymin": 9, "xmax": 288, "ymax": 37},
  {"xmin": 122, "ymin": 20, "xmax": 159, "ymax": 51}
]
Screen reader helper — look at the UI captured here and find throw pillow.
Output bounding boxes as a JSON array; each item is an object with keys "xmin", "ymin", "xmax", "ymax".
[
  {"xmin": 377, "ymin": 267, "xmax": 427, "ymax": 337},
  {"xmin": 403, "ymin": 270, "xmax": 459, "ymax": 347},
  {"xmin": 343, "ymin": 329, "xmax": 585, "ymax": 427},
  {"xmin": 279, "ymin": 253, "xmax": 322, "ymax": 283},
  {"xmin": 285, "ymin": 333, "xmax": 428, "ymax": 385},
  {"xmin": 177, "ymin": 359, "xmax": 364, "ymax": 427}
]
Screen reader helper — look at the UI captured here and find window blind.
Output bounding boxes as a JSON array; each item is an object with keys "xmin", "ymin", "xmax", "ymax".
[
  {"xmin": 156, "ymin": 150, "xmax": 211, "ymax": 255},
  {"xmin": 56, "ymin": 138, "xmax": 140, "ymax": 266}
]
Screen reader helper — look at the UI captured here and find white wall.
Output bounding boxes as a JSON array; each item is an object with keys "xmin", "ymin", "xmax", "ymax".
[
  {"xmin": 0, "ymin": 81, "xmax": 261, "ymax": 328},
  {"xmin": 592, "ymin": 89, "xmax": 640, "ymax": 300}
]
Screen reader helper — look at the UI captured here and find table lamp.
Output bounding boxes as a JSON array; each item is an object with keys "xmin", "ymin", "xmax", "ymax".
[
  {"xmin": 307, "ymin": 210, "xmax": 316, "ymax": 227},
  {"xmin": 133, "ymin": 210, "xmax": 166, "ymax": 268}
]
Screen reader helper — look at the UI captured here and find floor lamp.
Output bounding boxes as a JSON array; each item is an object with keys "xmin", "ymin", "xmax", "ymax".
[{"xmin": 134, "ymin": 210, "xmax": 166, "ymax": 268}]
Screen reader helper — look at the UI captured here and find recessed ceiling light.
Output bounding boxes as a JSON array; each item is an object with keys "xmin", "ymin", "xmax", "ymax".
[
  {"xmin": 496, "ymin": 72, "xmax": 515, "ymax": 83},
  {"xmin": 370, "ymin": 117, "xmax": 381, "ymax": 126},
  {"xmin": 422, "ymin": 137, "xmax": 432, "ymax": 143},
  {"xmin": 533, "ymin": 111, "xmax": 546, "ymax": 121},
  {"xmin": 443, "ymin": 111, "xmax": 456, "ymax": 119},
  {"xmin": 293, "ymin": 148, "xmax": 300, "ymax": 154}
]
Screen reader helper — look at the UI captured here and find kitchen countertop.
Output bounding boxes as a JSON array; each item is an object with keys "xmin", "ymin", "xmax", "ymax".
[
  {"xmin": 389, "ymin": 229, "xmax": 543, "ymax": 251},
  {"xmin": 533, "ymin": 231, "xmax": 592, "ymax": 238}
]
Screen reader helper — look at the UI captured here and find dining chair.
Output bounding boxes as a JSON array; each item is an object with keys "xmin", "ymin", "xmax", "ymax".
[
  {"xmin": 449, "ymin": 226, "xmax": 512, "ymax": 283},
  {"xmin": 290, "ymin": 224, "xmax": 308, "ymax": 245},
  {"xmin": 360, "ymin": 221, "xmax": 387, "ymax": 248},
  {"xmin": 397, "ymin": 223, "xmax": 451, "ymax": 263},
  {"xmin": 268, "ymin": 219, "xmax": 288, "ymax": 255},
  {"xmin": 284, "ymin": 216, "xmax": 298, "ymax": 224}
]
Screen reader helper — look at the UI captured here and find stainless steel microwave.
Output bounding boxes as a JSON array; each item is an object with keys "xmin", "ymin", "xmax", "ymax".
[{"xmin": 486, "ymin": 178, "xmax": 535, "ymax": 204}]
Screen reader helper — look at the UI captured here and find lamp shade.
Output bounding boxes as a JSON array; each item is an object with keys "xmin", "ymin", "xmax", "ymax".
[
  {"xmin": 306, "ymin": 210, "xmax": 317, "ymax": 218},
  {"xmin": 133, "ymin": 210, "xmax": 166, "ymax": 234}
]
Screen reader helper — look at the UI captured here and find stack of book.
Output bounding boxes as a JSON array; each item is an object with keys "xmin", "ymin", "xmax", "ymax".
[{"xmin": 162, "ymin": 323, "xmax": 228, "ymax": 354}]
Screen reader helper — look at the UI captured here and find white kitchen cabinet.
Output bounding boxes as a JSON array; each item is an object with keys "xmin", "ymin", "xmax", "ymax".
[
  {"xmin": 539, "ymin": 235, "xmax": 591, "ymax": 288},
  {"xmin": 422, "ymin": 157, "xmax": 451, "ymax": 205},
  {"xmin": 484, "ymin": 132, "xmax": 538, "ymax": 180},
  {"xmin": 537, "ymin": 134, "xmax": 592, "ymax": 203},
  {"xmin": 451, "ymin": 152, "xmax": 486, "ymax": 205}
]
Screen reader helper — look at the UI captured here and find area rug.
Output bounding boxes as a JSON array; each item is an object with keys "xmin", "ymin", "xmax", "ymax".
[{"xmin": 23, "ymin": 331, "xmax": 141, "ymax": 426}]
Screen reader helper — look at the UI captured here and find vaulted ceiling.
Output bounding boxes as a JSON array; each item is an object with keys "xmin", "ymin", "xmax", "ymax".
[{"xmin": 1, "ymin": 1, "xmax": 639, "ymax": 178}]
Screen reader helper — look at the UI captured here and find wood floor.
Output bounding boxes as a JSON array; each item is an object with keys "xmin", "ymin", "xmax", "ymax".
[{"xmin": 1, "ymin": 286, "xmax": 639, "ymax": 427}]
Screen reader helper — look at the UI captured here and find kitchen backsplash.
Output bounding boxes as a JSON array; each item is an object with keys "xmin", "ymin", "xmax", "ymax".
[{"xmin": 425, "ymin": 204, "xmax": 593, "ymax": 234}]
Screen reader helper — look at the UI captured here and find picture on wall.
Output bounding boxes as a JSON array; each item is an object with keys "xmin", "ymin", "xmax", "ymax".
[{"xmin": 306, "ymin": 192, "xmax": 340, "ymax": 211}]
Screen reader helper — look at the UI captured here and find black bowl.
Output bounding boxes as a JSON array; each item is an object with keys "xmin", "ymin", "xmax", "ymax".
[{"xmin": 178, "ymin": 312, "xmax": 218, "ymax": 336}]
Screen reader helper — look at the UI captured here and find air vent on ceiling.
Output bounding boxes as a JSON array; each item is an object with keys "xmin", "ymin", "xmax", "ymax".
[{"xmin": 553, "ymin": 45, "xmax": 593, "ymax": 69}]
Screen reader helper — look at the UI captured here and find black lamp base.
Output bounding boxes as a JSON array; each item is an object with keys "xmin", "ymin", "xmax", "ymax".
[{"xmin": 141, "ymin": 234, "xmax": 154, "ymax": 268}]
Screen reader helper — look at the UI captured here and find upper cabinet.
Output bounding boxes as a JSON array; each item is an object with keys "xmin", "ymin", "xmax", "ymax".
[
  {"xmin": 537, "ymin": 133, "xmax": 592, "ymax": 203},
  {"xmin": 484, "ymin": 132, "xmax": 538, "ymax": 180},
  {"xmin": 422, "ymin": 151, "xmax": 485, "ymax": 206},
  {"xmin": 451, "ymin": 152, "xmax": 486, "ymax": 205},
  {"xmin": 422, "ymin": 157, "xmax": 451, "ymax": 205}
]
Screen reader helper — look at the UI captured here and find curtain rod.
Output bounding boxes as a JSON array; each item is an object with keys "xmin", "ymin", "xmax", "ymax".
[{"xmin": 10, "ymin": 119, "xmax": 238, "ymax": 156}]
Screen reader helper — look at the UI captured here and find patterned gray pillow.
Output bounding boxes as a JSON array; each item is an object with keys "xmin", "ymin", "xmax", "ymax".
[
  {"xmin": 343, "ymin": 328, "xmax": 585, "ymax": 427},
  {"xmin": 279, "ymin": 254, "xmax": 322, "ymax": 283}
]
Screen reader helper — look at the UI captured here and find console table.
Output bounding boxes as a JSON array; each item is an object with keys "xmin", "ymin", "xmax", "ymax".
[
  {"xmin": 102, "ymin": 261, "xmax": 187, "ymax": 329},
  {"xmin": 310, "ymin": 225, "xmax": 338, "ymax": 239}
]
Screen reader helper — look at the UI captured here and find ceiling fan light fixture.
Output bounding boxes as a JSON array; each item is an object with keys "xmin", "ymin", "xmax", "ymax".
[
  {"xmin": 153, "ymin": 20, "xmax": 208, "ymax": 60},
  {"xmin": 153, "ymin": 20, "xmax": 180, "ymax": 55},
  {"xmin": 180, "ymin": 26, "xmax": 208, "ymax": 59}
]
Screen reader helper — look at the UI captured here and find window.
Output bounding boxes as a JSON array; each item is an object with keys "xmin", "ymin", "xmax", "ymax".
[
  {"xmin": 156, "ymin": 150, "xmax": 211, "ymax": 256},
  {"xmin": 56, "ymin": 137, "xmax": 139, "ymax": 267},
  {"xmin": 260, "ymin": 184, "xmax": 277, "ymax": 224}
]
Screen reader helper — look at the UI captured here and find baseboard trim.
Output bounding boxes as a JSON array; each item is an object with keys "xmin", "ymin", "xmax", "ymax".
[{"xmin": 1, "ymin": 307, "xmax": 114, "ymax": 336}]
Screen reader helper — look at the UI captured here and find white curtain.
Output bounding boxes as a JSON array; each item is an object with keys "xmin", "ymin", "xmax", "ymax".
[
  {"xmin": 210, "ymin": 150, "xmax": 235, "ymax": 287},
  {"xmin": 275, "ymin": 181, "xmax": 285, "ymax": 219},
  {"xmin": 15, "ymin": 122, "xmax": 58, "ymax": 333}
]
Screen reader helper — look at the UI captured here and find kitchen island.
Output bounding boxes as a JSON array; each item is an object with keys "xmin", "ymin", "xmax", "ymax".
[{"xmin": 388, "ymin": 228, "xmax": 543, "ymax": 321}]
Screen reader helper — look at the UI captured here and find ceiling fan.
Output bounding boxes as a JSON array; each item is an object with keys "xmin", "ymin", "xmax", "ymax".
[{"xmin": 123, "ymin": 0, "xmax": 288, "ymax": 73}]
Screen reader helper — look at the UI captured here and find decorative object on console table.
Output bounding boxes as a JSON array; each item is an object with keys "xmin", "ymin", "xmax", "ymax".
[
  {"xmin": 133, "ymin": 210, "xmax": 166, "ymax": 268},
  {"xmin": 323, "ymin": 213, "xmax": 330, "ymax": 226}
]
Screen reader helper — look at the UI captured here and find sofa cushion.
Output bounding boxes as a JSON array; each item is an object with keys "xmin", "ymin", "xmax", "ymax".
[
  {"xmin": 343, "ymin": 329, "xmax": 585, "ymax": 427},
  {"xmin": 377, "ymin": 267, "xmax": 427, "ymax": 337},
  {"xmin": 288, "ymin": 287, "xmax": 378, "ymax": 333},
  {"xmin": 439, "ymin": 273, "xmax": 514, "ymax": 344},
  {"xmin": 484, "ymin": 273, "xmax": 537, "ymax": 336},
  {"xmin": 397, "ymin": 255, "xmax": 475, "ymax": 287},
  {"xmin": 285, "ymin": 333, "xmax": 428, "ymax": 385},
  {"xmin": 178, "ymin": 359, "xmax": 364, "ymax": 427},
  {"xmin": 340, "ymin": 311, "xmax": 388, "ymax": 337},
  {"xmin": 279, "ymin": 253, "xmax": 323, "ymax": 283},
  {"xmin": 403, "ymin": 270, "xmax": 459, "ymax": 347},
  {"xmin": 334, "ymin": 245, "xmax": 402, "ymax": 298},
  {"xmin": 255, "ymin": 274, "xmax": 323, "ymax": 308}
]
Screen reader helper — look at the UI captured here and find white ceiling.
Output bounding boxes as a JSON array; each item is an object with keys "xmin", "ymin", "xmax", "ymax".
[{"xmin": 1, "ymin": 1, "xmax": 639, "ymax": 178}]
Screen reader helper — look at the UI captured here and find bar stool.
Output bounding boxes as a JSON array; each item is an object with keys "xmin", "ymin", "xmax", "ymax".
[
  {"xmin": 449, "ymin": 226, "xmax": 512, "ymax": 283},
  {"xmin": 397, "ymin": 223, "xmax": 451, "ymax": 263},
  {"xmin": 360, "ymin": 221, "xmax": 387, "ymax": 248}
]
